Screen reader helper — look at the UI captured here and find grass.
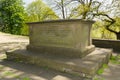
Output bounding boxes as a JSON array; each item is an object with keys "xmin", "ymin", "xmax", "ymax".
[
  {"xmin": 94, "ymin": 76, "xmax": 105, "ymax": 80},
  {"xmin": 21, "ymin": 77, "xmax": 31, "ymax": 80},
  {"xmin": 97, "ymin": 54, "xmax": 120, "ymax": 75},
  {"xmin": 3, "ymin": 71, "xmax": 14, "ymax": 76},
  {"xmin": 110, "ymin": 55, "xmax": 120, "ymax": 64},
  {"xmin": 1, "ymin": 70, "xmax": 31, "ymax": 80},
  {"xmin": 3, "ymin": 71, "xmax": 31, "ymax": 80},
  {"xmin": 97, "ymin": 64, "xmax": 108, "ymax": 75}
]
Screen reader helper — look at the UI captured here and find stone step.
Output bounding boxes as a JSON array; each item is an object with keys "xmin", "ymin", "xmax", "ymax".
[{"xmin": 6, "ymin": 48, "xmax": 112, "ymax": 79}]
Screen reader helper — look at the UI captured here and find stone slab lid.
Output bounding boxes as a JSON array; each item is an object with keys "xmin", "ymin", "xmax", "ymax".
[{"xmin": 26, "ymin": 19, "xmax": 95, "ymax": 25}]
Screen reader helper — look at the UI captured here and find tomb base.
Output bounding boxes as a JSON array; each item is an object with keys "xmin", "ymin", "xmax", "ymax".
[
  {"xmin": 6, "ymin": 48, "xmax": 112, "ymax": 78},
  {"xmin": 27, "ymin": 45, "xmax": 95, "ymax": 58}
]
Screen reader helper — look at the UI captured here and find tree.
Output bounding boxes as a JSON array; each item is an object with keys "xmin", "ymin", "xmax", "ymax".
[
  {"xmin": 101, "ymin": 15, "xmax": 120, "ymax": 40},
  {"xmin": 70, "ymin": 0, "xmax": 101, "ymax": 20},
  {"xmin": 49, "ymin": 0, "xmax": 77, "ymax": 19},
  {"xmin": 93, "ymin": 0, "xmax": 120, "ymax": 40},
  {"xmin": 92, "ymin": 20, "xmax": 116, "ymax": 39},
  {"xmin": 52, "ymin": 0, "xmax": 69, "ymax": 19},
  {"xmin": 45, "ymin": 0, "xmax": 99, "ymax": 19},
  {"xmin": 70, "ymin": 0, "xmax": 120, "ymax": 39},
  {"xmin": 0, "ymin": 0, "xmax": 26, "ymax": 34},
  {"xmin": 26, "ymin": 0, "xmax": 59, "ymax": 22},
  {"xmin": 60, "ymin": 0, "xmax": 65, "ymax": 19}
]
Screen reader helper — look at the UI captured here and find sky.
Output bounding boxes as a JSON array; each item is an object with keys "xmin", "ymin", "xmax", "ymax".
[
  {"xmin": 23, "ymin": 0, "xmax": 35, "ymax": 6},
  {"xmin": 23, "ymin": 0, "xmax": 47, "ymax": 6}
]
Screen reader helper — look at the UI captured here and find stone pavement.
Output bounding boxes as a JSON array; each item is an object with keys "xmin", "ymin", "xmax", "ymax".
[{"xmin": 0, "ymin": 32, "xmax": 120, "ymax": 80}]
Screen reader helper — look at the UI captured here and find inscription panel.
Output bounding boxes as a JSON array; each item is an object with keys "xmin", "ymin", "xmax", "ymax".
[{"xmin": 31, "ymin": 23, "xmax": 76, "ymax": 48}]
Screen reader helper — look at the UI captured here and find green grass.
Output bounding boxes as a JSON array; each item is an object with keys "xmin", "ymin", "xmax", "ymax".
[
  {"xmin": 94, "ymin": 76, "xmax": 105, "ymax": 80},
  {"xmin": 110, "ymin": 55, "xmax": 120, "ymax": 64},
  {"xmin": 3, "ymin": 71, "xmax": 14, "ymax": 76},
  {"xmin": 97, "ymin": 64, "xmax": 108, "ymax": 75},
  {"xmin": 21, "ymin": 77, "xmax": 31, "ymax": 80},
  {"xmin": 97, "ymin": 55, "xmax": 120, "ymax": 75},
  {"xmin": 2, "ymin": 71, "xmax": 21, "ymax": 79}
]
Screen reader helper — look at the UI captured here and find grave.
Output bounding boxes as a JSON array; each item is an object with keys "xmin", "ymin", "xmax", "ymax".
[
  {"xmin": 27, "ymin": 19, "xmax": 95, "ymax": 58},
  {"xmin": 6, "ymin": 19, "xmax": 112, "ymax": 79}
]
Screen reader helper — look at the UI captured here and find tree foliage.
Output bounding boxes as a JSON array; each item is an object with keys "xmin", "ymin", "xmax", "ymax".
[
  {"xmin": 69, "ymin": 0, "xmax": 120, "ymax": 39},
  {"xmin": 92, "ymin": 0, "xmax": 120, "ymax": 39},
  {"xmin": 26, "ymin": 0, "xmax": 59, "ymax": 22},
  {"xmin": 69, "ymin": 0, "xmax": 101, "ymax": 20},
  {"xmin": 0, "ymin": 0, "xmax": 26, "ymax": 34},
  {"xmin": 92, "ymin": 21, "xmax": 116, "ymax": 39}
]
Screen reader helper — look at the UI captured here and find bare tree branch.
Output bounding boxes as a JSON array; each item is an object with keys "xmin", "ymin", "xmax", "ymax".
[
  {"xmin": 93, "ymin": 13, "xmax": 117, "ymax": 35},
  {"xmin": 93, "ymin": 13, "xmax": 115, "ymax": 22}
]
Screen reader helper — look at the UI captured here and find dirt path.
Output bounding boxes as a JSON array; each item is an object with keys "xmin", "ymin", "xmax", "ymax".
[
  {"xmin": 0, "ymin": 32, "xmax": 29, "ymax": 43},
  {"xmin": 0, "ymin": 32, "xmax": 120, "ymax": 80}
]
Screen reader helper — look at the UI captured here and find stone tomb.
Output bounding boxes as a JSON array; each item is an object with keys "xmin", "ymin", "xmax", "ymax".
[
  {"xmin": 6, "ymin": 19, "xmax": 112, "ymax": 79},
  {"xmin": 27, "ymin": 19, "xmax": 95, "ymax": 58}
]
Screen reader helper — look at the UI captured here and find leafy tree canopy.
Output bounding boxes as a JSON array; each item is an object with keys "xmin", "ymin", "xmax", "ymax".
[
  {"xmin": 0, "ymin": 0, "xmax": 26, "ymax": 34},
  {"xmin": 26, "ymin": 0, "xmax": 59, "ymax": 22}
]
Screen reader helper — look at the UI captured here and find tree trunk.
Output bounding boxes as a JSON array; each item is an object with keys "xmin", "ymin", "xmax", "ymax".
[
  {"xmin": 116, "ymin": 32, "xmax": 120, "ymax": 40},
  {"xmin": 61, "ymin": 0, "xmax": 65, "ymax": 19}
]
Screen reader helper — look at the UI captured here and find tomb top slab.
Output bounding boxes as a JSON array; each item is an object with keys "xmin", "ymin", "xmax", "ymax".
[{"xmin": 27, "ymin": 19, "xmax": 95, "ymax": 24}]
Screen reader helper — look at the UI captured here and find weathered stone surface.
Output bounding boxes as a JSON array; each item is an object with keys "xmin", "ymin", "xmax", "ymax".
[
  {"xmin": 27, "ymin": 19, "xmax": 95, "ymax": 58},
  {"xmin": 52, "ymin": 75, "xmax": 72, "ymax": 80},
  {"xmin": 6, "ymin": 48, "xmax": 112, "ymax": 78},
  {"xmin": 27, "ymin": 45, "xmax": 95, "ymax": 58}
]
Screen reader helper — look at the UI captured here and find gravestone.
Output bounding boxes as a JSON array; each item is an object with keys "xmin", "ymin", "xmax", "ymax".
[{"xmin": 6, "ymin": 19, "xmax": 112, "ymax": 79}]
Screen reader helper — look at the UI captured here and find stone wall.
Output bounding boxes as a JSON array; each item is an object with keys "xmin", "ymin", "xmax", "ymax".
[{"xmin": 92, "ymin": 39, "xmax": 120, "ymax": 51}]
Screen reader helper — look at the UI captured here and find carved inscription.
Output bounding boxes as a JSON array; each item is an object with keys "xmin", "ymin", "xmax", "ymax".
[
  {"xmin": 40, "ymin": 25, "xmax": 71, "ymax": 37},
  {"xmin": 34, "ymin": 25, "xmax": 74, "ymax": 46}
]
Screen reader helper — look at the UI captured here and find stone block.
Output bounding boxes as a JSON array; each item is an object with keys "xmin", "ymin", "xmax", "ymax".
[
  {"xmin": 27, "ymin": 19, "xmax": 95, "ymax": 58},
  {"xmin": 6, "ymin": 48, "xmax": 112, "ymax": 78}
]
